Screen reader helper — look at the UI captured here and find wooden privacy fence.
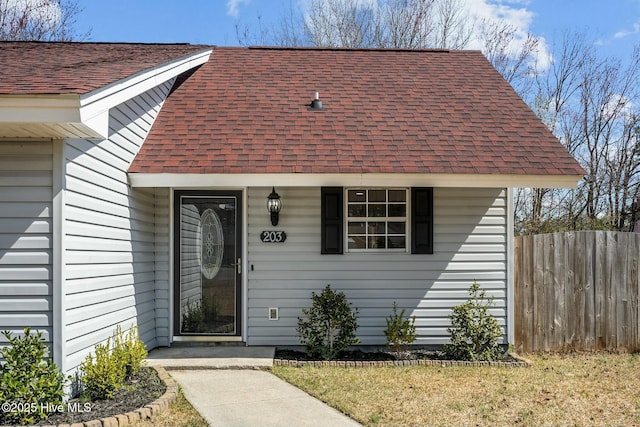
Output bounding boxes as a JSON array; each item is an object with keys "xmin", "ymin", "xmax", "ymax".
[{"xmin": 514, "ymin": 231, "xmax": 640, "ymax": 353}]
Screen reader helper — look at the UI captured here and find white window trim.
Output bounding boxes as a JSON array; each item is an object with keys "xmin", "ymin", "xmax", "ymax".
[{"xmin": 344, "ymin": 187, "xmax": 410, "ymax": 253}]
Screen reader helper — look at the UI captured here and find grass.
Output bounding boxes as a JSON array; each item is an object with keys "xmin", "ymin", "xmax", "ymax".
[
  {"xmin": 272, "ymin": 353, "xmax": 640, "ymax": 427},
  {"xmin": 133, "ymin": 389, "xmax": 207, "ymax": 427}
]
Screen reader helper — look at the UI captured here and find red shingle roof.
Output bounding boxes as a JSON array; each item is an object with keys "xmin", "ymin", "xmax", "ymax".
[
  {"xmin": 0, "ymin": 41, "xmax": 210, "ymax": 95},
  {"xmin": 129, "ymin": 47, "xmax": 584, "ymax": 177}
]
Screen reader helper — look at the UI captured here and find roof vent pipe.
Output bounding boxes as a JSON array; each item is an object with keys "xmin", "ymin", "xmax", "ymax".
[{"xmin": 310, "ymin": 91, "xmax": 323, "ymax": 110}]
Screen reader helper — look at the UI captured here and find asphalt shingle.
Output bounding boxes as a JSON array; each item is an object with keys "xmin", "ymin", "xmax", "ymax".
[
  {"xmin": 0, "ymin": 42, "xmax": 583, "ymax": 177},
  {"xmin": 0, "ymin": 41, "xmax": 210, "ymax": 95},
  {"xmin": 129, "ymin": 47, "xmax": 584, "ymax": 177}
]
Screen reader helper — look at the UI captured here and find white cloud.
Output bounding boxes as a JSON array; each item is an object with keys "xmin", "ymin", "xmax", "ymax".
[
  {"xmin": 295, "ymin": 0, "xmax": 552, "ymax": 69},
  {"xmin": 463, "ymin": 0, "xmax": 552, "ymax": 70},
  {"xmin": 465, "ymin": 0, "xmax": 535, "ymax": 29},
  {"xmin": 226, "ymin": 0, "xmax": 251, "ymax": 18},
  {"xmin": 614, "ymin": 21, "xmax": 640, "ymax": 39},
  {"xmin": 603, "ymin": 94, "xmax": 634, "ymax": 118}
]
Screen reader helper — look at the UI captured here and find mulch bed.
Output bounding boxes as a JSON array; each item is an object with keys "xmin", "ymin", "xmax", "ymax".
[
  {"xmin": 274, "ymin": 348, "xmax": 527, "ymax": 367},
  {"xmin": 40, "ymin": 367, "xmax": 165, "ymax": 425}
]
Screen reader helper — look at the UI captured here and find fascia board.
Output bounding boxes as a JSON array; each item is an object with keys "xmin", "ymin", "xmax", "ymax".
[
  {"xmin": 128, "ymin": 172, "xmax": 584, "ymax": 189},
  {"xmin": 78, "ymin": 49, "xmax": 212, "ymax": 138},
  {"xmin": 0, "ymin": 95, "xmax": 81, "ymax": 122}
]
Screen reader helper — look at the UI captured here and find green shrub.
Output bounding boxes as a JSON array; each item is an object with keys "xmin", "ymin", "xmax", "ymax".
[
  {"xmin": 443, "ymin": 281, "xmax": 504, "ymax": 361},
  {"xmin": 297, "ymin": 284, "xmax": 360, "ymax": 360},
  {"xmin": 384, "ymin": 302, "xmax": 416, "ymax": 352},
  {"xmin": 112, "ymin": 325, "xmax": 147, "ymax": 378},
  {"xmin": 80, "ymin": 325, "xmax": 147, "ymax": 400},
  {"xmin": 80, "ymin": 337, "xmax": 124, "ymax": 400},
  {"xmin": 0, "ymin": 328, "xmax": 65, "ymax": 425}
]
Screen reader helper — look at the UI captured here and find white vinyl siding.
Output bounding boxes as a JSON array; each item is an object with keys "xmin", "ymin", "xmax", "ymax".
[
  {"xmin": 246, "ymin": 187, "xmax": 507, "ymax": 346},
  {"xmin": 0, "ymin": 141, "xmax": 53, "ymax": 347},
  {"xmin": 154, "ymin": 187, "xmax": 171, "ymax": 346},
  {"xmin": 63, "ymin": 80, "xmax": 175, "ymax": 372}
]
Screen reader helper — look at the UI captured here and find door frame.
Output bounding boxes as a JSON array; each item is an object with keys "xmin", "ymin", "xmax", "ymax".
[{"xmin": 172, "ymin": 190, "xmax": 243, "ymax": 339}]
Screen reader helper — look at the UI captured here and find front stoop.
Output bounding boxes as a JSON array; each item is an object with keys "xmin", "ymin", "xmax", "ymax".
[{"xmin": 146, "ymin": 345, "xmax": 275, "ymax": 369}]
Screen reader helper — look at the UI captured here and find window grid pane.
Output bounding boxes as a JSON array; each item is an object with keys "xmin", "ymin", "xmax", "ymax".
[{"xmin": 346, "ymin": 189, "xmax": 407, "ymax": 251}]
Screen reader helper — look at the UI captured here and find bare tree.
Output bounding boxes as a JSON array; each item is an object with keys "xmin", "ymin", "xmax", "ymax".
[
  {"xmin": 303, "ymin": 0, "xmax": 377, "ymax": 48},
  {"xmin": 431, "ymin": 0, "xmax": 471, "ymax": 49},
  {"xmin": 478, "ymin": 19, "xmax": 539, "ymax": 97},
  {"xmin": 273, "ymin": 1, "xmax": 307, "ymax": 47},
  {"xmin": 599, "ymin": 49, "xmax": 640, "ymax": 230},
  {"xmin": 515, "ymin": 33, "xmax": 593, "ymax": 233},
  {"xmin": 533, "ymin": 32, "xmax": 591, "ymax": 134},
  {"xmin": 574, "ymin": 48, "xmax": 640, "ymax": 229},
  {"xmin": 516, "ymin": 34, "xmax": 640, "ymax": 234},
  {"xmin": 237, "ymin": 0, "xmax": 474, "ymax": 50},
  {"xmin": 606, "ymin": 112, "xmax": 640, "ymax": 229},
  {"xmin": 235, "ymin": 14, "xmax": 273, "ymax": 46},
  {"xmin": 0, "ymin": 0, "xmax": 88, "ymax": 41},
  {"xmin": 375, "ymin": 0, "xmax": 436, "ymax": 48}
]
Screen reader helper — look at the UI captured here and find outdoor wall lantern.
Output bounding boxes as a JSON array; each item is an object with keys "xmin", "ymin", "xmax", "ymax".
[{"xmin": 267, "ymin": 187, "xmax": 282, "ymax": 226}]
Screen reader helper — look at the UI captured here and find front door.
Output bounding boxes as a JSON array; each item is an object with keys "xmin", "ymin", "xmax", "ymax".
[{"xmin": 174, "ymin": 191, "xmax": 242, "ymax": 337}]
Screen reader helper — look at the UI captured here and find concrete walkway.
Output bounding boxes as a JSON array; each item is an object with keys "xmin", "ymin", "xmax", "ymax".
[
  {"xmin": 146, "ymin": 346, "xmax": 363, "ymax": 427},
  {"xmin": 171, "ymin": 370, "xmax": 362, "ymax": 427}
]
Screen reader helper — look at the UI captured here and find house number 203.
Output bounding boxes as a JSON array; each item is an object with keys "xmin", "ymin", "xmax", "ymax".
[{"xmin": 260, "ymin": 230, "xmax": 287, "ymax": 243}]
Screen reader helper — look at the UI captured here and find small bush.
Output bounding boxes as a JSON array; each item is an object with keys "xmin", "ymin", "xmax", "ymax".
[
  {"xmin": 80, "ymin": 325, "xmax": 147, "ymax": 400},
  {"xmin": 384, "ymin": 302, "xmax": 416, "ymax": 352},
  {"xmin": 80, "ymin": 338, "xmax": 124, "ymax": 400},
  {"xmin": 297, "ymin": 284, "xmax": 360, "ymax": 360},
  {"xmin": 112, "ymin": 325, "xmax": 147, "ymax": 378},
  {"xmin": 0, "ymin": 328, "xmax": 65, "ymax": 425},
  {"xmin": 443, "ymin": 281, "xmax": 504, "ymax": 361}
]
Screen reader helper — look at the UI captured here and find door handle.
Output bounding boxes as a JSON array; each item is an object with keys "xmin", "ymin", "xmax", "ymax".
[{"xmin": 237, "ymin": 258, "xmax": 242, "ymax": 274}]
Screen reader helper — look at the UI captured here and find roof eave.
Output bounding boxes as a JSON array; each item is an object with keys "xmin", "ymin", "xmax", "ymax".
[
  {"xmin": 128, "ymin": 172, "xmax": 585, "ymax": 189},
  {"xmin": 0, "ymin": 48, "xmax": 213, "ymax": 140},
  {"xmin": 0, "ymin": 94, "xmax": 100, "ymax": 139}
]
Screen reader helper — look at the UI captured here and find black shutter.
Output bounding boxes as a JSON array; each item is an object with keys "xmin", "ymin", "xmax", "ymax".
[
  {"xmin": 321, "ymin": 187, "xmax": 343, "ymax": 254},
  {"xmin": 411, "ymin": 187, "xmax": 433, "ymax": 254}
]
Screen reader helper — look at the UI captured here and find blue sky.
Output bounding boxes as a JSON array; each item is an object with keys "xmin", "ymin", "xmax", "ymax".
[{"xmin": 76, "ymin": 0, "xmax": 639, "ymax": 61}]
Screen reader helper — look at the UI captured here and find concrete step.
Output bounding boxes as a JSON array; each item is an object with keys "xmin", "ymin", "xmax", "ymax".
[{"xmin": 146, "ymin": 345, "xmax": 275, "ymax": 369}]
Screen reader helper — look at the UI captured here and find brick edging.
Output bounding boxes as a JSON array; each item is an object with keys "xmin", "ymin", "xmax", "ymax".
[
  {"xmin": 273, "ymin": 357, "xmax": 530, "ymax": 368},
  {"xmin": 51, "ymin": 366, "xmax": 178, "ymax": 427}
]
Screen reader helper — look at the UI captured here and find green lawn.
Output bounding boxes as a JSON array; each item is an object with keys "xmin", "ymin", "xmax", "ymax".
[{"xmin": 272, "ymin": 353, "xmax": 640, "ymax": 427}]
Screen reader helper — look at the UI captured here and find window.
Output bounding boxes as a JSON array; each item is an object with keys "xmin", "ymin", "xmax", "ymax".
[
  {"xmin": 346, "ymin": 188, "xmax": 408, "ymax": 251},
  {"xmin": 321, "ymin": 187, "xmax": 433, "ymax": 255}
]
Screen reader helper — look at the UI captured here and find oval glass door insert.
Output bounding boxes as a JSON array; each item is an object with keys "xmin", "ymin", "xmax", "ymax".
[{"xmin": 199, "ymin": 208, "xmax": 224, "ymax": 279}]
